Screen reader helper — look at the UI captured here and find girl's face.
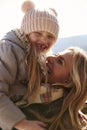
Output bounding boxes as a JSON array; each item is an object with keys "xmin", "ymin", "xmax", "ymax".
[
  {"xmin": 46, "ymin": 49, "xmax": 73, "ymax": 84},
  {"xmin": 28, "ymin": 31, "xmax": 56, "ymax": 52}
]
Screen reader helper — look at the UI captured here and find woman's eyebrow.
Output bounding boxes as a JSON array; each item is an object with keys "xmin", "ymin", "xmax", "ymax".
[{"xmin": 55, "ymin": 53, "xmax": 67, "ymax": 65}]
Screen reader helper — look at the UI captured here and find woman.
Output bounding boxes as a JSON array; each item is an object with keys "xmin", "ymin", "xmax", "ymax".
[{"xmin": 21, "ymin": 46, "xmax": 87, "ymax": 130}]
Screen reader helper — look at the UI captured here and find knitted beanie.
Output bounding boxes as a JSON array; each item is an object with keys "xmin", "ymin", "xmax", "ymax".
[{"xmin": 21, "ymin": 0, "xmax": 59, "ymax": 40}]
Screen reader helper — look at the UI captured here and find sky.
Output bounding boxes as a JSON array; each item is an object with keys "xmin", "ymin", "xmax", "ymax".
[{"xmin": 0, "ymin": 0, "xmax": 87, "ymax": 39}]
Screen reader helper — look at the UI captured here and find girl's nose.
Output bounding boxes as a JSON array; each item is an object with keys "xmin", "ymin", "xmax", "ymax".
[
  {"xmin": 41, "ymin": 34, "xmax": 49, "ymax": 41},
  {"xmin": 40, "ymin": 37, "xmax": 47, "ymax": 43}
]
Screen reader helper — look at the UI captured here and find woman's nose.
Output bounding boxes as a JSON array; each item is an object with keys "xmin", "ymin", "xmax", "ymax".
[{"xmin": 46, "ymin": 56, "xmax": 55, "ymax": 64}]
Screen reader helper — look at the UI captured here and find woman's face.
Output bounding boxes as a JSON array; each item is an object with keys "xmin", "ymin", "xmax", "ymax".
[
  {"xmin": 46, "ymin": 49, "xmax": 73, "ymax": 84},
  {"xmin": 28, "ymin": 31, "xmax": 56, "ymax": 52}
]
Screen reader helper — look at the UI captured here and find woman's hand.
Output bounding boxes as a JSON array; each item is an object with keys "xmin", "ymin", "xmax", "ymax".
[{"xmin": 14, "ymin": 119, "xmax": 47, "ymax": 130}]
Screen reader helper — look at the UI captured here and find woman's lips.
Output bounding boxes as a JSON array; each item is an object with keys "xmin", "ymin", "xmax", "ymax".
[{"xmin": 46, "ymin": 62, "xmax": 51, "ymax": 74}]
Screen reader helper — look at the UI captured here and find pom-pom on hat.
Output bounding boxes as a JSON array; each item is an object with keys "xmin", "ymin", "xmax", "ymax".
[{"xmin": 21, "ymin": 0, "xmax": 59, "ymax": 40}]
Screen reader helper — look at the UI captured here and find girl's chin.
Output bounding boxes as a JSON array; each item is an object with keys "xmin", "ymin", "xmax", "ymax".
[{"xmin": 38, "ymin": 48, "xmax": 46, "ymax": 52}]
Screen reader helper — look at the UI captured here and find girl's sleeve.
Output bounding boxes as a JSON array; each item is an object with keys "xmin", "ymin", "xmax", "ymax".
[{"xmin": 0, "ymin": 43, "xmax": 26, "ymax": 130}]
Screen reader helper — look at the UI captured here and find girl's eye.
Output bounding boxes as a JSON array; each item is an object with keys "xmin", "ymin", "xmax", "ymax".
[
  {"xmin": 37, "ymin": 32, "xmax": 41, "ymax": 35},
  {"xmin": 35, "ymin": 32, "xmax": 42, "ymax": 36},
  {"xmin": 48, "ymin": 35, "xmax": 54, "ymax": 39}
]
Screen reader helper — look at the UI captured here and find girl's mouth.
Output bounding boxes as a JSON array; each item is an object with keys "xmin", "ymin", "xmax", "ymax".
[{"xmin": 37, "ymin": 44, "xmax": 48, "ymax": 51}]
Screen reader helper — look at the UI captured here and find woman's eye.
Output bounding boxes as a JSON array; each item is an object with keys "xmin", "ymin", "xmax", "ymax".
[{"xmin": 57, "ymin": 59, "xmax": 63, "ymax": 65}]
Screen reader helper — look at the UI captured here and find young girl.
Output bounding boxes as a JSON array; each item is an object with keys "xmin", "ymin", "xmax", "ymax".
[
  {"xmin": 24, "ymin": 47, "xmax": 87, "ymax": 130},
  {"xmin": 0, "ymin": 1, "xmax": 59, "ymax": 130}
]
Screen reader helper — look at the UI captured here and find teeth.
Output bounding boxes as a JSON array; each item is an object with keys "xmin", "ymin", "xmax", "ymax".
[
  {"xmin": 41, "ymin": 45, "xmax": 46, "ymax": 49},
  {"xmin": 38, "ymin": 44, "xmax": 47, "ymax": 50},
  {"xmin": 43, "ymin": 45, "xmax": 46, "ymax": 48}
]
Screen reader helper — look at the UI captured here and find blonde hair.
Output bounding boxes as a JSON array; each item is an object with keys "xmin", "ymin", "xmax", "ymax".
[
  {"xmin": 49, "ymin": 47, "xmax": 87, "ymax": 130},
  {"xmin": 14, "ymin": 29, "xmax": 48, "ymax": 103},
  {"xmin": 25, "ymin": 44, "xmax": 47, "ymax": 103},
  {"xmin": 28, "ymin": 47, "xmax": 87, "ymax": 130}
]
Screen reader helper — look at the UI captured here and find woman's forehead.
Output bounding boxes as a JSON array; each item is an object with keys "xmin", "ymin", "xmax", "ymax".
[{"xmin": 57, "ymin": 49, "xmax": 73, "ymax": 56}]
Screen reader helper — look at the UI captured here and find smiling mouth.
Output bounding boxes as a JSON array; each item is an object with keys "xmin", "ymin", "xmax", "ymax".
[{"xmin": 38, "ymin": 44, "xmax": 48, "ymax": 51}]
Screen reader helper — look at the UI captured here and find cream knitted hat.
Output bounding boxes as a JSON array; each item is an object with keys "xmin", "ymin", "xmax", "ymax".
[{"xmin": 21, "ymin": 0, "xmax": 59, "ymax": 40}]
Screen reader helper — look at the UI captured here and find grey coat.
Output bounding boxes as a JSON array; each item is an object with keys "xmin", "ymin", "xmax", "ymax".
[{"xmin": 0, "ymin": 30, "xmax": 29, "ymax": 130}]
